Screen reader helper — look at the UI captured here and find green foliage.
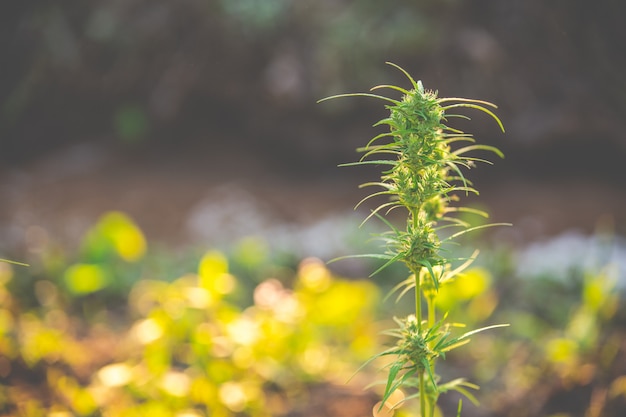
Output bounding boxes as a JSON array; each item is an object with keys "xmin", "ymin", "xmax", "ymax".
[
  {"xmin": 321, "ymin": 62, "xmax": 508, "ymax": 416},
  {"xmin": 0, "ymin": 211, "xmax": 624, "ymax": 416},
  {"xmin": 0, "ymin": 215, "xmax": 381, "ymax": 416},
  {"xmin": 472, "ymin": 261, "xmax": 624, "ymax": 417}
]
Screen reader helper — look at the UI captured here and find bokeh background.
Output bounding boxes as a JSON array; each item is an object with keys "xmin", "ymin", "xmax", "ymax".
[
  {"xmin": 1, "ymin": 1, "xmax": 626, "ymax": 416},
  {"xmin": 2, "ymin": 0, "xmax": 626, "ymax": 251}
]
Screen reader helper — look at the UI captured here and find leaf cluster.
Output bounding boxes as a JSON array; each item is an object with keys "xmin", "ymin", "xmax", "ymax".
[
  {"xmin": 370, "ymin": 315, "xmax": 507, "ymax": 411},
  {"xmin": 322, "ymin": 63, "xmax": 506, "ymax": 283}
]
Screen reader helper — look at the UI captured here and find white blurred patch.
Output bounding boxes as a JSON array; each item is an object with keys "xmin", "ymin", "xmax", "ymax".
[
  {"xmin": 185, "ymin": 185, "xmax": 365, "ymax": 259},
  {"xmin": 516, "ymin": 230, "xmax": 625, "ymax": 287}
]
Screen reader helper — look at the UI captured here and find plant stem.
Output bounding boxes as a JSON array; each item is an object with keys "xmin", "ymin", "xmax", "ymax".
[
  {"xmin": 413, "ymin": 267, "xmax": 428, "ymax": 416},
  {"xmin": 414, "ymin": 269, "xmax": 423, "ymax": 330},
  {"xmin": 426, "ymin": 296, "xmax": 436, "ymax": 417},
  {"xmin": 411, "ymin": 205, "xmax": 423, "ymax": 330},
  {"xmin": 418, "ymin": 371, "xmax": 427, "ymax": 417}
]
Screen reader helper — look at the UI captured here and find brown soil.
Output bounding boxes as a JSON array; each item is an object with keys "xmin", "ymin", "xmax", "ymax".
[{"xmin": 2, "ymin": 141, "xmax": 625, "ymax": 257}]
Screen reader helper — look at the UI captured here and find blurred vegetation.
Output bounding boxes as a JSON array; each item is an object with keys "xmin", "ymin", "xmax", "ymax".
[
  {"xmin": 1, "ymin": 1, "xmax": 626, "ymax": 415},
  {"xmin": 0, "ymin": 0, "xmax": 455, "ymax": 161},
  {"xmin": 1, "ymin": 212, "xmax": 381, "ymax": 416},
  {"xmin": 1, "ymin": 212, "xmax": 625, "ymax": 416},
  {"xmin": 2, "ymin": 0, "xmax": 626, "ymax": 182}
]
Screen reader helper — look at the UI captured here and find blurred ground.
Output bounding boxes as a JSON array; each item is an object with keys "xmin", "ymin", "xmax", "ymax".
[{"xmin": 1, "ymin": 138, "xmax": 625, "ymax": 260}]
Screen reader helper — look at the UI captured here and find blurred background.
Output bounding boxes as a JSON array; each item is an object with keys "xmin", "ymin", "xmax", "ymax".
[
  {"xmin": 2, "ymin": 0, "xmax": 626, "ymax": 253},
  {"xmin": 1, "ymin": 1, "xmax": 626, "ymax": 416}
]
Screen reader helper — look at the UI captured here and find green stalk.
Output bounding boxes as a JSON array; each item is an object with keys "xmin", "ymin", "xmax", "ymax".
[
  {"xmin": 414, "ymin": 273, "xmax": 423, "ymax": 329},
  {"xmin": 412, "ymin": 264, "xmax": 428, "ymax": 417},
  {"xmin": 427, "ymin": 294, "xmax": 437, "ymax": 417},
  {"xmin": 419, "ymin": 371, "xmax": 427, "ymax": 417}
]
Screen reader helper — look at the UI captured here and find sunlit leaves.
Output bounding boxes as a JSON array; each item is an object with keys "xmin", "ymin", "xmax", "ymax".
[
  {"xmin": 199, "ymin": 251, "xmax": 236, "ymax": 296},
  {"xmin": 92, "ymin": 255, "xmax": 378, "ymax": 415},
  {"xmin": 83, "ymin": 211, "xmax": 147, "ymax": 262},
  {"xmin": 64, "ymin": 263, "xmax": 109, "ymax": 295}
]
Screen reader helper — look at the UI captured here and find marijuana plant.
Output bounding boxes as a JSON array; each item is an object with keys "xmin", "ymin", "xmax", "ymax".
[{"xmin": 320, "ymin": 63, "xmax": 509, "ymax": 417}]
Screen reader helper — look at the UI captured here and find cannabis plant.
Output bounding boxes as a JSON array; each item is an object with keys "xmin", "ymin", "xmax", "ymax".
[{"xmin": 320, "ymin": 63, "xmax": 509, "ymax": 417}]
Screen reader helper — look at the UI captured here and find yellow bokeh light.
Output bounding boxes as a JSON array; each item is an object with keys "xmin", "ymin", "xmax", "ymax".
[
  {"xmin": 253, "ymin": 279, "xmax": 284, "ymax": 309},
  {"xmin": 48, "ymin": 412, "xmax": 74, "ymax": 417},
  {"xmin": 385, "ymin": 389, "xmax": 405, "ymax": 409},
  {"xmin": 184, "ymin": 286, "xmax": 213, "ymax": 309},
  {"xmin": 64, "ymin": 263, "xmax": 108, "ymax": 295},
  {"xmin": 436, "ymin": 267, "xmax": 492, "ymax": 313},
  {"xmin": 198, "ymin": 251, "xmax": 237, "ymax": 295},
  {"xmin": 226, "ymin": 317, "xmax": 259, "ymax": 346},
  {"xmin": 98, "ymin": 363, "xmax": 133, "ymax": 387},
  {"xmin": 232, "ymin": 346, "xmax": 254, "ymax": 369},
  {"xmin": 546, "ymin": 337, "xmax": 578, "ymax": 364},
  {"xmin": 299, "ymin": 345, "xmax": 330, "ymax": 375},
  {"xmin": 98, "ymin": 212, "xmax": 147, "ymax": 262},
  {"xmin": 160, "ymin": 371, "xmax": 191, "ymax": 397},
  {"xmin": 175, "ymin": 410, "xmax": 204, "ymax": 417},
  {"xmin": 298, "ymin": 258, "xmax": 332, "ymax": 292},
  {"xmin": 219, "ymin": 382, "xmax": 247, "ymax": 412},
  {"xmin": 609, "ymin": 375, "xmax": 626, "ymax": 398},
  {"xmin": 132, "ymin": 318, "xmax": 164, "ymax": 344},
  {"xmin": 372, "ymin": 401, "xmax": 394, "ymax": 417},
  {"xmin": 215, "ymin": 273, "xmax": 237, "ymax": 295},
  {"xmin": 210, "ymin": 336, "xmax": 235, "ymax": 358},
  {"xmin": 0, "ymin": 262, "xmax": 13, "ymax": 285},
  {"xmin": 199, "ymin": 251, "xmax": 228, "ymax": 280},
  {"xmin": 218, "ymin": 381, "xmax": 259, "ymax": 413},
  {"xmin": 0, "ymin": 309, "xmax": 14, "ymax": 334}
]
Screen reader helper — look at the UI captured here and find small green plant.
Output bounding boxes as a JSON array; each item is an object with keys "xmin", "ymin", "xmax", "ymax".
[{"xmin": 320, "ymin": 62, "xmax": 509, "ymax": 416}]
